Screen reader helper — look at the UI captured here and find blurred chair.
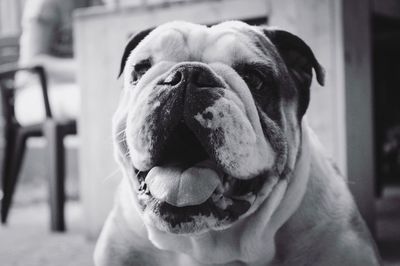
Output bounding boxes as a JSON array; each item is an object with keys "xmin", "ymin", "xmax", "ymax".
[{"xmin": 0, "ymin": 34, "xmax": 76, "ymax": 232}]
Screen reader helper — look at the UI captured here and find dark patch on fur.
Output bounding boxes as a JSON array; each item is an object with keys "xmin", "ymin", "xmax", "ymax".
[
  {"xmin": 202, "ymin": 111, "xmax": 213, "ymax": 120},
  {"xmin": 118, "ymin": 27, "xmax": 154, "ymax": 77},
  {"xmin": 234, "ymin": 62, "xmax": 284, "ymax": 125},
  {"xmin": 260, "ymin": 28, "xmax": 325, "ymax": 119},
  {"xmin": 212, "ymin": 127, "xmax": 225, "ymax": 148},
  {"xmin": 257, "ymin": 105, "xmax": 288, "ymax": 175},
  {"xmin": 140, "ymin": 83, "xmax": 186, "ymax": 166},
  {"xmin": 263, "ymin": 29, "xmax": 325, "ymax": 86}
]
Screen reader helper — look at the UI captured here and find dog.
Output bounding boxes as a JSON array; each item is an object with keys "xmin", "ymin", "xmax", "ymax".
[{"xmin": 94, "ymin": 21, "xmax": 381, "ymax": 266}]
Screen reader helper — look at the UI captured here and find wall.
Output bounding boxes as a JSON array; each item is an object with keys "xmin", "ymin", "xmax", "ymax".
[{"xmin": 0, "ymin": 0, "xmax": 25, "ymax": 35}]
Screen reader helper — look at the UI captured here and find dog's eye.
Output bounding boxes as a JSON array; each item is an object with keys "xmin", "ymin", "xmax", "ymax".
[
  {"xmin": 131, "ymin": 59, "xmax": 151, "ymax": 84},
  {"xmin": 242, "ymin": 70, "xmax": 264, "ymax": 91}
]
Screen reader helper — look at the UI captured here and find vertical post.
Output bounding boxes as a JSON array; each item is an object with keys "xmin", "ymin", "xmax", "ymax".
[
  {"xmin": 44, "ymin": 120, "xmax": 66, "ymax": 232},
  {"xmin": 342, "ymin": 0, "xmax": 375, "ymax": 234}
]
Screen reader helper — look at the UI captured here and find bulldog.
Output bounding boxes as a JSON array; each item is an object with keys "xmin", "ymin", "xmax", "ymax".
[{"xmin": 94, "ymin": 21, "xmax": 381, "ymax": 266}]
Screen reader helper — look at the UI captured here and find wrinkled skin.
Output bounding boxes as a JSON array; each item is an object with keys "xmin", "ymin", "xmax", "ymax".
[{"xmin": 94, "ymin": 21, "xmax": 381, "ymax": 266}]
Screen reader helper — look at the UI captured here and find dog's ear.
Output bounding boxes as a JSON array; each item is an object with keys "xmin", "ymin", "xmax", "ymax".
[
  {"xmin": 118, "ymin": 28, "xmax": 154, "ymax": 78},
  {"xmin": 262, "ymin": 28, "xmax": 325, "ymax": 117}
]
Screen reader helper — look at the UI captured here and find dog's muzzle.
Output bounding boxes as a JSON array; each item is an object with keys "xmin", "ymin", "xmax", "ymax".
[{"xmin": 123, "ymin": 63, "xmax": 277, "ymax": 233}]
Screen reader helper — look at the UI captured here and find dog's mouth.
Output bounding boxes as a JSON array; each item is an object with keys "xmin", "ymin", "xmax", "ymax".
[{"xmin": 132, "ymin": 121, "xmax": 270, "ymax": 234}]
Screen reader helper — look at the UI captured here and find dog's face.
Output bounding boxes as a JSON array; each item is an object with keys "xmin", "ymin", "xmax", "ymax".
[{"xmin": 114, "ymin": 21, "xmax": 324, "ymax": 235}]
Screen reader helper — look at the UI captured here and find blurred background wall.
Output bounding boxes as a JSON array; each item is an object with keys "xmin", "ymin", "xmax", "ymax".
[{"xmin": 0, "ymin": 0, "xmax": 25, "ymax": 35}]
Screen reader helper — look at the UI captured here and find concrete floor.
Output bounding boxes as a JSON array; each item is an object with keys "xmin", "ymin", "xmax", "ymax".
[{"xmin": 0, "ymin": 202, "xmax": 95, "ymax": 266}]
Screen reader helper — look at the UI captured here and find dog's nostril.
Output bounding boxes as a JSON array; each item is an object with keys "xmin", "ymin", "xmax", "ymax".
[{"xmin": 163, "ymin": 71, "xmax": 183, "ymax": 86}]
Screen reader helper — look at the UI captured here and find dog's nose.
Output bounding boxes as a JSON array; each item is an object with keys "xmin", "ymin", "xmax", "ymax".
[
  {"xmin": 162, "ymin": 66, "xmax": 221, "ymax": 88},
  {"xmin": 187, "ymin": 67, "xmax": 219, "ymax": 88},
  {"xmin": 162, "ymin": 70, "xmax": 183, "ymax": 86}
]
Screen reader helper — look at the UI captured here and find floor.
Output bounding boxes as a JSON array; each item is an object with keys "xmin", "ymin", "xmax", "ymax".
[
  {"xmin": 0, "ymin": 145, "xmax": 93, "ymax": 266},
  {"xmin": 0, "ymin": 202, "xmax": 95, "ymax": 266}
]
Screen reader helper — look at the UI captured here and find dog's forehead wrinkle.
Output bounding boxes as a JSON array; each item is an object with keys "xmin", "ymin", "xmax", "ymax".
[
  {"xmin": 211, "ymin": 20, "xmax": 254, "ymax": 32},
  {"xmin": 134, "ymin": 23, "xmax": 270, "ymax": 66}
]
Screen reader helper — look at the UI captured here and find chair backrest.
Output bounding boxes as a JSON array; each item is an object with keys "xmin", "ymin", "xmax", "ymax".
[
  {"xmin": 0, "ymin": 35, "xmax": 52, "ymax": 122},
  {"xmin": 0, "ymin": 35, "xmax": 20, "ymax": 126},
  {"xmin": 0, "ymin": 35, "xmax": 19, "ymax": 65}
]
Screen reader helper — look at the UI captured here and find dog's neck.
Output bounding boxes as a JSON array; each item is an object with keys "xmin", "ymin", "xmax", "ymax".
[{"xmin": 124, "ymin": 122, "xmax": 312, "ymax": 265}]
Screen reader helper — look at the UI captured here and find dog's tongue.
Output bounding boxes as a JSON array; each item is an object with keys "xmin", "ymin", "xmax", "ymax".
[{"xmin": 145, "ymin": 164, "xmax": 220, "ymax": 207}]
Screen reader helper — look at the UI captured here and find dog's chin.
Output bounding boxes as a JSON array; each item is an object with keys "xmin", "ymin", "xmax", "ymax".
[{"xmin": 132, "ymin": 162, "xmax": 275, "ymax": 235}]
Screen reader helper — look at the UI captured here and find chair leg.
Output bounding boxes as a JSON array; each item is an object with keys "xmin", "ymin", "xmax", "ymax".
[
  {"xmin": 43, "ymin": 120, "xmax": 66, "ymax": 232},
  {"xmin": 1, "ymin": 126, "xmax": 16, "ymax": 224},
  {"xmin": 1, "ymin": 129, "xmax": 28, "ymax": 224}
]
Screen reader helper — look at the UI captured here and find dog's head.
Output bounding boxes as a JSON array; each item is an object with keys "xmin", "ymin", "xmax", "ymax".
[{"xmin": 114, "ymin": 21, "xmax": 324, "ymax": 235}]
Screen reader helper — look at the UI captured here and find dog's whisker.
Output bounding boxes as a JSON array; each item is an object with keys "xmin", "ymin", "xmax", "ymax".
[
  {"xmin": 116, "ymin": 137, "xmax": 127, "ymax": 144},
  {"xmin": 103, "ymin": 168, "xmax": 121, "ymax": 183},
  {"xmin": 135, "ymin": 170, "xmax": 141, "ymax": 179},
  {"xmin": 122, "ymin": 150, "xmax": 131, "ymax": 158},
  {"xmin": 110, "ymin": 129, "xmax": 127, "ymax": 140},
  {"xmin": 114, "ymin": 128, "xmax": 126, "ymax": 136}
]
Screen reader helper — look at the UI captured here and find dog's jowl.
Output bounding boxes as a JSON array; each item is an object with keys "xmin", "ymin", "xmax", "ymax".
[{"xmin": 94, "ymin": 21, "xmax": 381, "ymax": 266}]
